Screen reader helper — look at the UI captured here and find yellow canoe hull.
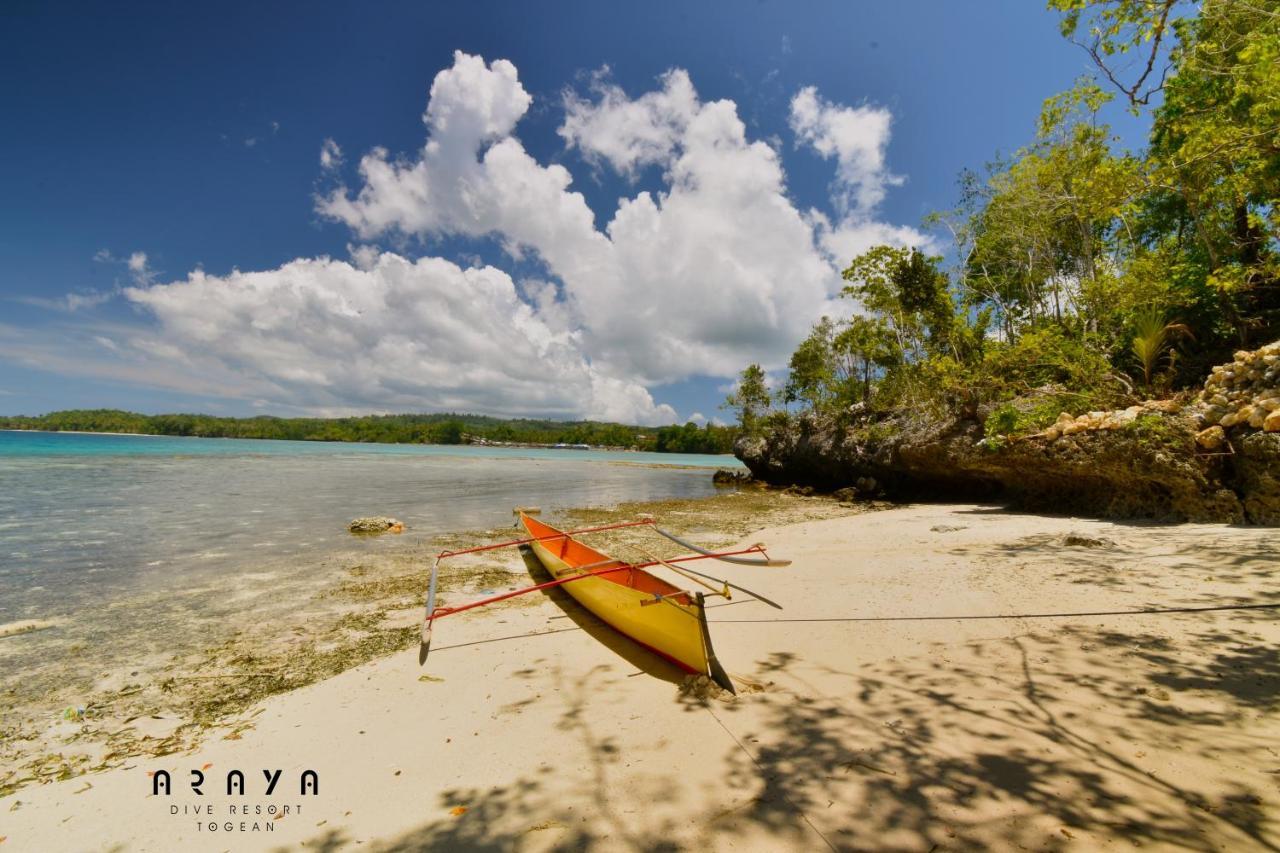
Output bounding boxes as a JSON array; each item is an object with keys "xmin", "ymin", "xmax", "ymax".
[{"xmin": 520, "ymin": 514, "xmax": 731, "ymax": 690}]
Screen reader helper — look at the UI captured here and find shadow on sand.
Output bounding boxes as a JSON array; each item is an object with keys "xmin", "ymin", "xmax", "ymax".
[{"xmin": 290, "ymin": 524, "xmax": 1280, "ymax": 851}]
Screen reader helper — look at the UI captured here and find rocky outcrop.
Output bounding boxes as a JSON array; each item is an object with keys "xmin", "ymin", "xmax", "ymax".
[
  {"xmin": 1199, "ymin": 341, "xmax": 1280, "ymax": 431},
  {"xmin": 1236, "ymin": 432, "xmax": 1280, "ymax": 525},
  {"xmin": 348, "ymin": 516, "xmax": 405, "ymax": 534},
  {"xmin": 737, "ymin": 341, "xmax": 1280, "ymax": 524}
]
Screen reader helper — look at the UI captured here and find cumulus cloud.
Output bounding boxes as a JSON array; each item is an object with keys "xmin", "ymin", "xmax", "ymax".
[
  {"xmin": 318, "ymin": 54, "xmax": 866, "ymax": 387},
  {"xmin": 789, "ymin": 86, "xmax": 903, "ymax": 217},
  {"xmin": 119, "ymin": 251, "xmax": 676, "ymax": 424},
  {"xmin": 559, "ymin": 68, "xmax": 699, "ymax": 176}
]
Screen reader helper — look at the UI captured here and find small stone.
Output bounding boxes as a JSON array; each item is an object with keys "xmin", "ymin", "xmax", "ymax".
[
  {"xmin": 1266, "ymin": 410, "xmax": 1280, "ymax": 433},
  {"xmin": 1249, "ymin": 408, "xmax": 1267, "ymax": 429},
  {"xmin": 1196, "ymin": 425, "xmax": 1226, "ymax": 450},
  {"xmin": 1043, "ymin": 426, "xmax": 1060, "ymax": 441},
  {"xmin": 1221, "ymin": 412, "xmax": 1240, "ymax": 428}
]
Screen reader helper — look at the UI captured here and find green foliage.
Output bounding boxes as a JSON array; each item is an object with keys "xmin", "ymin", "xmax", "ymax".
[
  {"xmin": 985, "ymin": 405, "xmax": 1021, "ymax": 437},
  {"xmin": 723, "ymin": 363, "xmax": 772, "ymax": 435},
  {"xmin": 652, "ymin": 421, "xmax": 736, "ymax": 454},
  {"xmin": 784, "ymin": 318, "xmax": 838, "ymax": 410},
  {"xmin": 983, "ymin": 393, "xmax": 1085, "ymax": 438},
  {"xmin": 833, "ymin": 315, "xmax": 898, "ymax": 405},
  {"xmin": 729, "ymin": 1, "xmax": 1275, "ymax": 433},
  {"xmin": 981, "ymin": 326, "xmax": 1116, "ymax": 398},
  {"xmin": 1129, "ymin": 309, "xmax": 1192, "ymax": 389},
  {"xmin": 1054, "ymin": 0, "xmax": 1280, "ymax": 348},
  {"xmin": 1122, "ymin": 411, "xmax": 1187, "ymax": 450},
  {"xmin": 0, "ymin": 409, "xmax": 737, "ymax": 455},
  {"xmin": 843, "ymin": 246, "xmax": 957, "ymax": 364}
]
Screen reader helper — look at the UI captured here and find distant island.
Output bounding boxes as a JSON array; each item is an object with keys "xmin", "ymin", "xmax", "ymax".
[{"xmin": 0, "ymin": 408, "xmax": 737, "ymax": 455}]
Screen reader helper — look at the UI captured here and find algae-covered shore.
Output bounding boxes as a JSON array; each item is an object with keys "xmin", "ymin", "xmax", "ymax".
[{"xmin": 0, "ymin": 487, "xmax": 862, "ymax": 802}]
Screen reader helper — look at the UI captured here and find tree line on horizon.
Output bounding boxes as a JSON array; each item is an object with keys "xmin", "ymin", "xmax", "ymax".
[
  {"xmin": 0, "ymin": 409, "xmax": 738, "ymax": 455},
  {"xmin": 727, "ymin": 0, "xmax": 1279, "ymax": 440}
]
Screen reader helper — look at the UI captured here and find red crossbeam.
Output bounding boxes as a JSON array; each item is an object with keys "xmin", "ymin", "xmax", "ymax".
[{"xmin": 427, "ymin": 544, "xmax": 768, "ymax": 621}]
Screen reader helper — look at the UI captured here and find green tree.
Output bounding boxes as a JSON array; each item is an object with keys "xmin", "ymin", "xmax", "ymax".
[
  {"xmin": 723, "ymin": 364, "xmax": 772, "ymax": 435},
  {"xmin": 1053, "ymin": 0, "xmax": 1280, "ymax": 347},
  {"xmin": 832, "ymin": 316, "xmax": 898, "ymax": 405},
  {"xmin": 783, "ymin": 317, "xmax": 837, "ymax": 410}
]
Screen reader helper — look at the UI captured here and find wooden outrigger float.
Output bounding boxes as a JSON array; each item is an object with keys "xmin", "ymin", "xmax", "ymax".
[{"xmin": 419, "ymin": 510, "xmax": 790, "ymax": 693}]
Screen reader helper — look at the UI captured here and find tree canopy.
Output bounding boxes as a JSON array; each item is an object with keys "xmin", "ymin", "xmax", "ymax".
[{"xmin": 727, "ymin": 0, "xmax": 1279, "ymax": 435}]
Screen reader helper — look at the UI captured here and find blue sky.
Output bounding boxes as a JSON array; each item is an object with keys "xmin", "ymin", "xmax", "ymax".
[{"xmin": 0, "ymin": 1, "xmax": 1146, "ymax": 424}]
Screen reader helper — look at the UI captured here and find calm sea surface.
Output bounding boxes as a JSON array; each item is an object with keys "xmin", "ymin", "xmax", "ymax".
[{"xmin": 0, "ymin": 430, "xmax": 740, "ymax": 627}]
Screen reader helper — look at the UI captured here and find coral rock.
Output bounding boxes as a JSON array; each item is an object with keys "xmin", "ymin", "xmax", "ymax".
[
  {"xmin": 1195, "ymin": 425, "xmax": 1226, "ymax": 450},
  {"xmin": 348, "ymin": 516, "xmax": 405, "ymax": 534}
]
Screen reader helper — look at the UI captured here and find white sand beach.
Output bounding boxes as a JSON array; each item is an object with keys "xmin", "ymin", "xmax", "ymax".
[{"xmin": 3, "ymin": 503, "xmax": 1277, "ymax": 851}]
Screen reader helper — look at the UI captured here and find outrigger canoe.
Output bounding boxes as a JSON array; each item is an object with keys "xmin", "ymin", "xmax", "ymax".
[{"xmin": 518, "ymin": 512, "xmax": 736, "ymax": 693}]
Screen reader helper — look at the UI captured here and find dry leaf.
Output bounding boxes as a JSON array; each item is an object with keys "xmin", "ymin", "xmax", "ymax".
[{"xmin": 450, "ymin": 806, "xmax": 468, "ymax": 816}]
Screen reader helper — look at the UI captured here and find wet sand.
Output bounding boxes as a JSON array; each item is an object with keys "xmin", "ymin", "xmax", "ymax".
[{"xmin": 2, "ymin": 502, "xmax": 1278, "ymax": 851}]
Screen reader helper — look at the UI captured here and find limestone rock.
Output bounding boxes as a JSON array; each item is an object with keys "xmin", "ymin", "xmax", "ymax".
[
  {"xmin": 349, "ymin": 516, "xmax": 405, "ymax": 534},
  {"xmin": 1195, "ymin": 425, "xmax": 1226, "ymax": 450}
]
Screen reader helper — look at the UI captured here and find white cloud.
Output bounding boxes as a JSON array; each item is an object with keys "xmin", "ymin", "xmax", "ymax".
[
  {"xmin": 320, "ymin": 138, "xmax": 343, "ymax": 170},
  {"xmin": 126, "ymin": 251, "xmax": 156, "ymax": 285},
  {"xmin": 63, "ymin": 290, "xmax": 116, "ymax": 311},
  {"xmin": 559, "ymin": 68, "xmax": 699, "ymax": 176},
  {"xmin": 117, "ymin": 251, "xmax": 676, "ymax": 424},
  {"xmin": 790, "ymin": 86, "xmax": 902, "ymax": 217},
  {"xmin": 318, "ymin": 54, "xmax": 877, "ymax": 388},
  {"xmin": 788, "ymin": 86, "xmax": 930, "ymax": 269}
]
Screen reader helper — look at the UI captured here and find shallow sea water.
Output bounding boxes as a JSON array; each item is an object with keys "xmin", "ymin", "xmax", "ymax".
[{"xmin": 0, "ymin": 430, "xmax": 739, "ymax": 695}]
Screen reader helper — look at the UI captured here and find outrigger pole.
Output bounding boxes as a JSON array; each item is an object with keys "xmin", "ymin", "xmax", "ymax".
[
  {"xmin": 418, "ymin": 543, "xmax": 774, "ymax": 662},
  {"xmin": 421, "ymin": 518, "xmax": 656, "ymax": 661},
  {"xmin": 649, "ymin": 524, "xmax": 792, "ymax": 568}
]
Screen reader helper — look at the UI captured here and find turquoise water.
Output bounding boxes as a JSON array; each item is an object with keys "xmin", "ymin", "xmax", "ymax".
[
  {"xmin": 0, "ymin": 430, "xmax": 740, "ymax": 622},
  {"xmin": 0, "ymin": 430, "xmax": 741, "ymax": 703},
  {"xmin": 0, "ymin": 429, "xmax": 737, "ymax": 466}
]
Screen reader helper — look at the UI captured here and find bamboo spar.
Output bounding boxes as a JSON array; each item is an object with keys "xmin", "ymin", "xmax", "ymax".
[
  {"xmin": 418, "ymin": 513, "xmax": 790, "ymax": 663},
  {"xmin": 418, "ymin": 543, "xmax": 774, "ymax": 658},
  {"xmin": 652, "ymin": 525, "xmax": 791, "ymax": 567}
]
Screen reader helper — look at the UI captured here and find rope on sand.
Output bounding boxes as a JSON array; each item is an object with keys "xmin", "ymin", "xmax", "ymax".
[{"xmin": 711, "ymin": 601, "xmax": 1280, "ymax": 624}]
